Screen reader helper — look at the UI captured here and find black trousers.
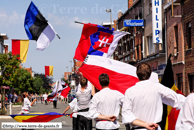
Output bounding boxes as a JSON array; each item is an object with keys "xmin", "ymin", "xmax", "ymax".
[
  {"xmin": 45, "ymin": 100, "xmax": 47, "ymax": 105},
  {"xmin": 77, "ymin": 115, "xmax": 92, "ymax": 130},
  {"xmin": 53, "ymin": 100, "xmax": 57, "ymax": 108},
  {"xmin": 96, "ymin": 128, "xmax": 119, "ymax": 130},
  {"xmin": 73, "ymin": 117, "xmax": 77, "ymax": 130}
]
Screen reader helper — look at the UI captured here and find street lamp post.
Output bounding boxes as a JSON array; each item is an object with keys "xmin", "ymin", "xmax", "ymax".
[
  {"xmin": 106, "ymin": 9, "xmax": 112, "ymax": 30},
  {"xmin": 69, "ymin": 61, "xmax": 72, "ymax": 72},
  {"xmin": 66, "ymin": 67, "xmax": 68, "ymax": 72}
]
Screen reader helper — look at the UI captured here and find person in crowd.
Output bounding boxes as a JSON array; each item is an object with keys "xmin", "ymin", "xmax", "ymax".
[
  {"xmin": 175, "ymin": 92, "xmax": 194, "ymax": 129},
  {"xmin": 21, "ymin": 92, "xmax": 36, "ymax": 114},
  {"xmin": 34, "ymin": 93, "xmax": 37, "ymax": 104},
  {"xmin": 53, "ymin": 95, "xmax": 57, "ymax": 109},
  {"xmin": 60, "ymin": 95, "xmax": 64, "ymax": 104},
  {"xmin": 43, "ymin": 92, "xmax": 48, "ymax": 105},
  {"xmin": 87, "ymin": 73, "xmax": 124, "ymax": 130},
  {"xmin": 122, "ymin": 63, "xmax": 185, "ymax": 130},
  {"xmin": 63, "ymin": 98, "xmax": 78, "ymax": 130},
  {"xmin": 40, "ymin": 93, "xmax": 43, "ymax": 104},
  {"xmin": 76, "ymin": 77, "xmax": 95, "ymax": 130}
]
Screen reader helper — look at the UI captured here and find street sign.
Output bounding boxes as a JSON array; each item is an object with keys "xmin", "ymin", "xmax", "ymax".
[{"xmin": 124, "ymin": 19, "xmax": 144, "ymax": 27}]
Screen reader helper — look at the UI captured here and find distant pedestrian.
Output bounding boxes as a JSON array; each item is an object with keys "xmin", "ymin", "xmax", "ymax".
[
  {"xmin": 43, "ymin": 92, "xmax": 48, "ymax": 105},
  {"xmin": 53, "ymin": 95, "xmax": 57, "ymax": 109}
]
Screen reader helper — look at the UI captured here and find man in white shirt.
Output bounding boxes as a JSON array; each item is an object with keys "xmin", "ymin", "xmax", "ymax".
[
  {"xmin": 87, "ymin": 73, "xmax": 124, "ymax": 130},
  {"xmin": 76, "ymin": 78, "xmax": 93, "ymax": 130},
  {"xmin": 122, "ymin": 63, "xmax": 185, "ymax": 130},
  {"xmin": 63, "ymin": 98, "xmax": 78, "ymax": 130},
  {"xmin": 43, "ymin": 92, "xmax": 48, "ymax": 105},
  {"xmin": 175, "ymin": 93, "xmax": 194, "ymax": 130}
]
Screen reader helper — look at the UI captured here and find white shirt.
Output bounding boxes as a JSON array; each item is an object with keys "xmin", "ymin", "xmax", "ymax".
[
  {"xmin": 175, "ymin": 93, "xmax": 194, "ymax": 130},
  {"xmin": 22, "ymin": 97, "xmax": 31, "ymax": 114},
  {"xmin": 87, "ymin": 88, "xmax": 124, "ymax": 129},
  {"xmin": 43, "ymin": 94, "xmax": 48, "ymax": 100},
  {"xmin": 76, "ymin": 81, "xmax": 92, "ymax": 117},
  {"xmin": 122, "ymin": 80, "xmax": 185, "ymax": 129},
  {"xmin": 69, "ymin": 98, "xmax": 78, "ymax": 118}
]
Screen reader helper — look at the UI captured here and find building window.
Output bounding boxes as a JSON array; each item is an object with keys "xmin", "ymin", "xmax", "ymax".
[
  {"xmin": 147, "ymin": 36, "xmax": 155, "ymax": 55},
  {"xmin": 187, "ymin": 22, "xmax": 192, "ymax": 49},
  {"xmin": 137, "ymin": 45, "xmax": 139, "ymax": 60},
  {"xmin": 177, "ymin": 73, "xmax": 183, "ymax": 92},
  {"xmin": 148, "ymin": 0, "xmax": 152, "ymax": 14},
  {"xmin": 174, "ymin": 25, "xmax": 178, "ymax": 53},
  {"xmin": 189, "ymin": 74, "xmax": 194, "ymax": 92}
]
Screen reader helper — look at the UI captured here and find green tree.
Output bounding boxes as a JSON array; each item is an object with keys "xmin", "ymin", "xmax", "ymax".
[
  {"xmin": 33, "ymin": 76, "xmax": 44, "ymax": 94},
  {"xmin": 12, "ymin": 68, "xmax": 34, "ymax": 93},
  {"xmin": 0, "ymin": 52, "xmax": 20, "ymax": 111},
  {"xmin": 34, "ymin": 73, "xmax": 53, "ymax": 90}
]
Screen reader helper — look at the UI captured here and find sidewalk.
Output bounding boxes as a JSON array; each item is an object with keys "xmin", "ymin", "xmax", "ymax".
[{"xmin": 0, "ymin": 104, "xmax": 22, "ymax": 119}]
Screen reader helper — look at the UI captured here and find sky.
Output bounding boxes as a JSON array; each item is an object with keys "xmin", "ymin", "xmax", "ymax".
[{"xmin": 0, "ymin": 0, "xmax": 127, "ymax": 82}]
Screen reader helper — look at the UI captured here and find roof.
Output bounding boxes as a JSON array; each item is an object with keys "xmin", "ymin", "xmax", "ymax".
[
  {"xmin": 76, "ymin": 61, "xmax": 83, "ymax": 67},
  {"xmin": 101, "ymin": 22, "xmax": 114, "ymax": 26},
  {"xmin": 0, "ymin": 33, "xmax": 8, "ymax": 40},
  {"xmin": 25, "ymin": 68, "xmax": 32, "ymax": 74},
  {"xmin": 117, "ymin": 0, "xmax": 140, "ymax": 22}
]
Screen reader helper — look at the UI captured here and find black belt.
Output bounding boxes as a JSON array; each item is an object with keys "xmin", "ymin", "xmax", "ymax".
[
  {"xmin": 78, "ymin": 108, "xmax": 89, "ymax": 112},
  {"xmin": 131, "ymin": 127, "xmax": 146, "ymax": 130}
]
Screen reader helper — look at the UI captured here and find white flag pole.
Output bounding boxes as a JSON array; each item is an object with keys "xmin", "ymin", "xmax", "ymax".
[{"xmin": 47, "ymin": 22, "xmax": 60, "ymax": 39}]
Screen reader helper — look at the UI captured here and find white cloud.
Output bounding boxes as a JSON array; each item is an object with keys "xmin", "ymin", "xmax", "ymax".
[
  {"xmin": 47, "ymin": 13, "xmax": 68, "ymax": 25},
  {"xmin": 69, "ymin": 17, "xmax": 87, "ymax": 29},
  {"xmin": 0, "ymin": 9, "xmax": 24, "ymax": 27}
]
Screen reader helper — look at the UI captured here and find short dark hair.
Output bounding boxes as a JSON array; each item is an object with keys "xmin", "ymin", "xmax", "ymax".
[
  {"xmin": 80, "ymin": 78, "xmax": 88, "ymax": 87},
  {"xmin": 99, "ymin": 73, "xmax": 109, "ymax": 87},
  {"xmin": 136, "ymin": 63, "xmax": 151, "ymax": 80}
]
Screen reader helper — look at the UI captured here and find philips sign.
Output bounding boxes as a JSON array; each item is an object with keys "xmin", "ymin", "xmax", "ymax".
[
  {"xmin": 124, "ymin": 19, "xmax": 144, "ymax": 27},
  {"xmin": 152, "ymin": 0, "xmax": 162, "ymax": 44}
]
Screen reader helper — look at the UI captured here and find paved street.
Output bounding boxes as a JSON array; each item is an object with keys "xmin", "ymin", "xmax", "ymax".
[{"xmin": 0, "ymin": 101, "xmax": 126, "ymax": 130}]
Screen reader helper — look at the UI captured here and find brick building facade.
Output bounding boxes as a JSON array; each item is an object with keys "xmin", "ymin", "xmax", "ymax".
[
  {"xmin": 164, "ymin": 0, "xmax": 185, "ymax": 94},
  {"xmin": 183, "ymin": 0, "xmax": 194, "ymax": 95}
]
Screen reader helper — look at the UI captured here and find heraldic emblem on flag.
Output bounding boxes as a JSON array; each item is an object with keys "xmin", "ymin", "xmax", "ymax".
[{"xmin": 74, "ymin": 23, "xmax": 127, "ymax": 62}]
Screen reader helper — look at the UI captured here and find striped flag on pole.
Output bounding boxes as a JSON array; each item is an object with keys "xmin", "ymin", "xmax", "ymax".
[
  {"xmin": 24, "ymin": 1, "xmax": 55, "ymax": 51},
  {"xmin": 12, "ymin": 39, "xmax": 29, "ymax": 63},
  {"xmin": 45, "ymin": 66, "xmax": 53, "ymax": 77}
]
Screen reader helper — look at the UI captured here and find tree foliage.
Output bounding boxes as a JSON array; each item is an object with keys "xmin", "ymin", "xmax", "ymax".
[
  {"xmin": 33, "ymin": 76, "xmax": 44, "ymax": 94},
  {"xmin": 13, "ymin": 68, "xmax": 34, "ymax": 93},
  {"xmin": 0, "ymin": 52, "xmax": 21, "ymax": 87},
  {"xmin": 34, "ymin": 73, "xmax": 54, "ymax": 90}
]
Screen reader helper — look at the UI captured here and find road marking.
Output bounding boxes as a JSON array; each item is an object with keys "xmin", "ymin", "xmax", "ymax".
[{"xmin": 62, "ymin": 121, "xmax": 67, "ymax": 125}]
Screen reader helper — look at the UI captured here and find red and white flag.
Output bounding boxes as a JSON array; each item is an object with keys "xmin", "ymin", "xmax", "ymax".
[
  {"xmin": 79, "ymin": 55, "xmax": 159, "ymax": 94},
  {"xmin": 59, "ymin": 80, "xmax": 71, "ymax": 98}
]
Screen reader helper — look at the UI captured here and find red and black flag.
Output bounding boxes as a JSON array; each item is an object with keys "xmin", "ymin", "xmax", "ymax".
[{"xmin": 160, "ymin": 54, "xmax": 184, "ymax": 130}]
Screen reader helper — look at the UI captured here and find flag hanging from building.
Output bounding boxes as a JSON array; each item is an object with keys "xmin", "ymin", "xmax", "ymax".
[
  {"xmin": 12, "ymin": 40, "xmax": 29, "ymax": 63},
  {"xmin": 79, "ymin": 55, "xmax": 159, "ymax": 94},
  {"xmin": 74, "ymin": 23, "xmax": 128, "ymax": 62},
  {"xmin": 160, "ymin": 54, "xmax": 184, "ymax": 130},
  {"xmin": 24, "ymin": 1, "xmax": 55, "ymax": 51},
  {"xmin": 45, "ymin": 66, "xmax": 53, "ymax": 77}
]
